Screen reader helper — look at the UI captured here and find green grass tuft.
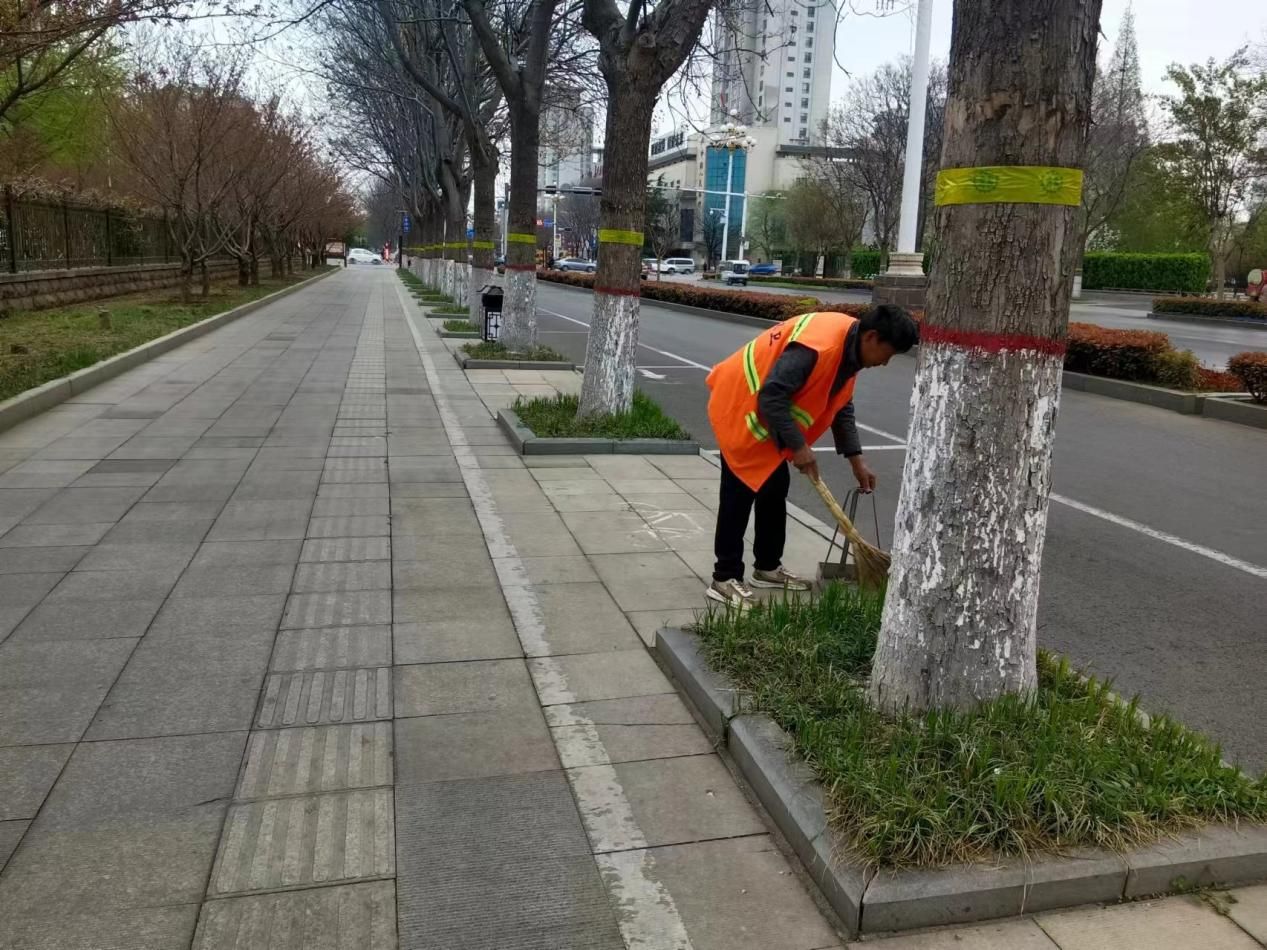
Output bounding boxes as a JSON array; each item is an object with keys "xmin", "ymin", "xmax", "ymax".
[
  {"xmin": 0, "ymin": 274, "xmax": 319, "ymax": 403},
  {"xmin": 512, "ymin": 391, "xmax": 690, "ymax": 440},
  {"xmin": 693, "ymin": 584, "xmax": 1267, "ymax": 868},
  {"xmin": 462, "ymin": 341, "xmax": 568, "ymax": 362},
  {"xmin": 442, "ymin": 319, "xmax": 478, "ymax": 332}
]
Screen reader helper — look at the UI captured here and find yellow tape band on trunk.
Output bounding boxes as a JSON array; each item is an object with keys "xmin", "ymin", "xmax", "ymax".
[
  {"xmin": 598, "ymin": 229, "xmax": 645, "ymax": 246},
  {"xmin": 471, "ymin": 240, "xmax": 495, "ymax": 250},
  {"xmin": 506, "ymin": 233, "xmax": 537, "ymax": 244},
  {"xmin": 935, "ymin": 166, "xmax": 1084, "ymax": 207}
]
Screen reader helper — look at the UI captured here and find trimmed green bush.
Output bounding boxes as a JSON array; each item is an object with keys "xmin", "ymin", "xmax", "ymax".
[
  {"xmin": 1082, "ymin": 253, "xmax": 1208, "ymax": 293},
  {"xmin": 1152, "ymin": 296, "xmax": 1267, "ymax": 319},
  {"xmin": 849, "ymin": 248, "xmax": 883, "ymax": 279},
  {"xmin": 1229, "ymin": 352, "xmax": 1267, "ymax": 403}
]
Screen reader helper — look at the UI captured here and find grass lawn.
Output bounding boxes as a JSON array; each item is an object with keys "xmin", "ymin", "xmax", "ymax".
[
  {"xmin": 430, "ymin": 306, "xmax": 469, "ymax": 315},
  {"xmin": 513, "ymin": 391, "xmax": 690, "ymax": 440},
  {"xmin": 693, "ymin": 584, "xmax": 1267, "ymax": 869},
  {"xmin": 462, "ymin": 340, "xmax": 568, "ymax": 362},
  {"xmin": 0, "ymin": 272, "xmax": 323, "ymax": 403},
  {"xmin": 442, "ymin": 319, "xmax": 478, "ymax": 332}
]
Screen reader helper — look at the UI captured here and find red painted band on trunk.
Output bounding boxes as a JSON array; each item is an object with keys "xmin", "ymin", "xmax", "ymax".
[
  {"xmin": 594, "ymin": 285, "xmax": 641, "ymax": 298},
  {"xmin": 503, "ymin": 263, "xmax": 537, "ymax": 272},
  {"xmin": 919, "ymin": 324, "xmax": 1067, "ymax": 357}
]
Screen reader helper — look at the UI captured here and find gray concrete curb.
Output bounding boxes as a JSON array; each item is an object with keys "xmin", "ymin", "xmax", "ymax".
[
  {"xmin": 1148, "ymin": 311, "xmax": 1267, "ymax": 331},
  {"xmin": 455, "ymin": 351, "xmax": 578, "ymax": 371},
  {"xmin": 1061, "ymin": 370, "xmax": 1207, "ymax": 414},
  {"xmin": 652, "ymin": 625, "xmax": 1267, "ymax": 935},
  {"xmin": 1202, "ymin": 396, "xmax": 1267, "ymax": 429},
  {"xmin": 495, "ymin": 407, "xmax": 701, "ymax": 456},
  {"xmin": 0, "ymin": 268, "xmax": 337, "ymax": 435},
  {"xmin": 538, "ymin": 278, "xmax": 778, "ymax": 329}
]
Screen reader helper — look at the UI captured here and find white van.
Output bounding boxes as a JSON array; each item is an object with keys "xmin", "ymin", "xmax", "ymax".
[
  {"xmin": 662, "ymin": 257, "xmax": 695, "ymax": 275},
  {"xmin": 720, "ymin": 259, "xmax": 750, "ymax": 286}
]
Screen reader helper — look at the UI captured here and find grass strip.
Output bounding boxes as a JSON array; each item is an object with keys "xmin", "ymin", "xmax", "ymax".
[
  {"xmin": 513, "ymin": 391, "xmax": 690, "ymax": 440},
  {"xmin": 693, "ymin": 584, "xmax": 1267, "ymax": 869},
  {"xmin": 442, "ymin": 319, "xmax": 478, "ymax": 332},
  {"xmin": 0, "ymin": 273, "xmax": 322, "ymax": 403},
  {"xmin": 430, "ymin": 306, "xmax": 469, "ymax": 315},
  {"xmin": 462, "ymin": 340, "xmax": 568, "ymax": 362}
]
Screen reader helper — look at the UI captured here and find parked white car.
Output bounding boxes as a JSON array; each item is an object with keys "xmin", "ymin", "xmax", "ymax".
[
  {"xmin": 347, "ymin": 248, "xmax": 380, "ymax": 265},
  {"xmin": 661, "ymin": 257, "xmax": 696, "ymax": 275}
]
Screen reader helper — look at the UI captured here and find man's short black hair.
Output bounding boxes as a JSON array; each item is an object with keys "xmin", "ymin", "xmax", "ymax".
[{"xmin": 859, "ymin": 304, "xmax": 919, "ymax": 353}]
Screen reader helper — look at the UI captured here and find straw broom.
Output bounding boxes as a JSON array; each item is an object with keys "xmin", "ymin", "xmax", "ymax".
[{"xmin": 808, "ymin": 475, "xmax": 890, "ymax": 590}]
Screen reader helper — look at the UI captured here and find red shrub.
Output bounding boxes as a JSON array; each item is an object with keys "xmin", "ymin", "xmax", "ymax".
[
  {"xmin": 1196, "ymin": 367, "xmax": 1245, "ymax": 393},
  {"xmin": 1228, "ymin": 351, "xmax": 1267, "ymax": 403},
  {"xmin": 1064, "ymin": 323, "xmax": 1169, "ymax": 381}
]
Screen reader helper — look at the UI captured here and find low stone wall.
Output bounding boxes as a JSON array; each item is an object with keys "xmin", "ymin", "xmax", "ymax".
[{"xmin": 0, "ymin": 261, "xmax": 239, "ymax": 312}]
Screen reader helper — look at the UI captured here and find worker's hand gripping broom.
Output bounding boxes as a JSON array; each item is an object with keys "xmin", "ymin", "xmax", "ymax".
[{"xmin": 808, "ymin": 475, "xmax": 890, "ymax": 590}]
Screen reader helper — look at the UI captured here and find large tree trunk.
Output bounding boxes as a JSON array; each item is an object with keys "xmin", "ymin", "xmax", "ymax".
[
  {"xmin": 868, "ymin": 0, "xmax": 1102, "ymax": 714},
  {"xmin": 578, "ymin": 88, "xmax": 657, "ymax": 416},
  {"xmin": 470, "ymin": 142, "xmax": 499, "ymax": 326},
  {"xmin": 502, "ymin": 105, "xmax": 541, "ymax": 351}
]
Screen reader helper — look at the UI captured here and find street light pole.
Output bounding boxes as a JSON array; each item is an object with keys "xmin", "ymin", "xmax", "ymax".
[
  {"xmin": 721, "ymin": 147, "xmax": 736, "ymax": 262},
  {"xmin": 887, "ymin": 0, "xmax": 934, "ymax": 276}
]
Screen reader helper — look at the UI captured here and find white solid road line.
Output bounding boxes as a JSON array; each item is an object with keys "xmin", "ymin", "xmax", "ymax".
[
  {"xmin": 539, "ymin": 307, "xmax": 712, "ymax": 371},
  {"xmin": 539, "ymin": 304, "xmax": 1266, "ymax": 582},
  {"xmin": 1049, "ymin": 492, "xmax": 1267, "ymax": 580},
  {"xmin": 813, "ymin": 444, "xmax": 908, "ymax": 452}
]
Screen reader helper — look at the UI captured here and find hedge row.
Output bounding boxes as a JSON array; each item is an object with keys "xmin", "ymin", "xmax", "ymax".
[
  {"xmin": 537, "ymin": 268, "xmax": 854, "ymax": 322},
  {"xmin": 1152, "ymin": 296, "xmax": 1267, "ymax": 319},
  {"xmin": 1229, "ymin": 353, "xmax": 1267, "ymax": 403},
  {"xmin": 1082, "ymin": 253, "xmax": 1208, "ymax": 293},
  {"xmin": 749, "ymin": 275, "xmax": 874, "ymax": 290},
  {"xmin": 1065, "ymin": 322, "xmax": 1264, "ymax": 396}
]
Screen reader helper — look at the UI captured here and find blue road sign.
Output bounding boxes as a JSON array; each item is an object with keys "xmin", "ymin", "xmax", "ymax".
[
  {"xmin": 467, "ymin": 228, "xmax": 475, "ymax": 238},
  {"xmin": 543, "ymin": 219, "xmax": 553, "ymax": 228},
  {"xmin": 401, "ymin": 213, "xmax": 411, "ymax": 233}
]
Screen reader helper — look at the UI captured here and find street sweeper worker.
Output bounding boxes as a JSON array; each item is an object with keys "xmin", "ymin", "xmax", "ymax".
[{"xmin": 704, "ymin": 304, "xmax": 920, "ymax": 608}]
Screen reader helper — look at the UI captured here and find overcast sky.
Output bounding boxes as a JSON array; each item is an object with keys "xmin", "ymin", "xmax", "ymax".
[{"xmin": 829, "ymin": 0, "xmax": 1264, "ymax": 101}]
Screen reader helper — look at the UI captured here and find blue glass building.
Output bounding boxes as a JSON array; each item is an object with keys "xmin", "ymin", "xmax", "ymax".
[{"xmin": 703, "ymin": 145, "xmax": 746, "ymax": 258}]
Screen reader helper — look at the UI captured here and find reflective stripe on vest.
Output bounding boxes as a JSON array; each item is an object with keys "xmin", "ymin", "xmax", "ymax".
[
  {"xmin": 745, "ymin": 411, "xmax": 770, "ymax": 441},
  {"xmin": 742, "ymin": 312, "xmax": 816, "ymax": 397},
  {"xmin": 789, "ymin": 404, "xmax": 813, "ymax": 428}
]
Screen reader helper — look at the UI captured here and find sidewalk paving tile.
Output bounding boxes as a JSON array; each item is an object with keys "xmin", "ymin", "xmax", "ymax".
[
  {"xmin": 392, "ymin": 613, "xmax": 521, "ymax": 664},
  {"xmin": 148, "ymin": 593, "xmax": 286, "ymax": 639},
  {"xmin": 0, "ymin": 639, "xmax": 137, "ymax": 743},
  {"xmin": 529, "ymin": 649, "xmax": 673, "ymax": 705},
  {"xmin": 1227, "ymin": 884, "xmax": 1267, "ymax": 943},
  {"xmin": 392, "ymin": 550, "xmax": 497, "ymax": 588},
  {"xmin": 209, "ymin": 788, "xmax": 394, "ymax": 896},
  {"xmin": 281, "ymin": 590, "xmax": 391, "ymax": 629},
  {"xmin": 11, "ymin": 598, "xmax": 161, "ymax": 643},
  {"xmin": 0, "ymin": 744, "xmax": 73, "ymax": 819},
  {"xmin": 292, "ymin": 560, "xmax": 391, "ymax": 593},
  {"xmin": 75, "ymin": 541, "xmax": 198, "ymax": 572},
  {"xmin": 494, "ymin": 554, "xmax": 600, "ymax": 586},
  {"xmin": 596, "ymin": 836, "xmax": 842, "ymax": 950},
  {"xmin": 191, "ymin": 539, "xmax": 302, "ymax": 568},
  {"xmin": 271, "ymin": 626, "xmax": 392, "ymax": 671},
  {"xmin": 517, "ymin": 582, "xmax": 641, "ymax": 656},
  {"xmin": 393, "ymin": 659, "xmax": 538, "ymax": 718},
  {"xmin": 193, "ymin": 881, "xmax": 396, "ymax": 950},
  {"xmin": 858, "ymin": 918, "xmax": 1060, "ymax": 948},
  {"xmin": 173, "ymin": 563, "xmax": 296, "ymax": 598},
  {"xmin": 569, "ymin": 754, "xmax": 765, "ymax": 852},
  {"xmin": 627, "ymin": 608, "xmax": 700, "ymax": 647},
  {"xmin": 394, "ymin": 708, "xmax": 559, "ymax": 784},
  {"xmin": 0, "ymin": 904, "xmax": 200, "ymax": 949},
  {"xmin": 1035, "ymin": 895, "xmax": 1260, "ymax": 949},
  {"xmin": 300, "ymin": 536, "xmax": 390, "ymax": 562},
  {"xmin": 257, "ymin": 668, "xmax": 392, "ymax": 727},
  {"xmin": 0, "ymin": 522, "xmax": 112, "ymax": 547},
  {"xmin": 544, "ymin": 693, "xmax": 713, "ymax": 768},
  {"xmin": 561, "ymin": 510, "xmax": 670, "ymax": 555},
  {"xmin": 236, "ymin": 723, "xmax": 392, "ymax": 800}
]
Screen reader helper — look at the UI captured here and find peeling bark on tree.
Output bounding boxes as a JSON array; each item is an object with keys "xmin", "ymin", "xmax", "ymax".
[
  {"xmin": 501, "ymin": 106, "xmax": 542, "ymax": 350},
  {"xmin": 868, "ymin": 0, "xmax": 1102, "ymax": 714}
]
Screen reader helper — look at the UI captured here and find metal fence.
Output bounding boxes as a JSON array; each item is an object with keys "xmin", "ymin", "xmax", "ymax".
[{"xmin": 1, "ymin": 186, "xmax": 172, "ymax": 273}]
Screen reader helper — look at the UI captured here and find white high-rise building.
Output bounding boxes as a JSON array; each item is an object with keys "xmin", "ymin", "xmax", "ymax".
[{"xmin": 710, "ymin": 0, "xmax": 835, "ymax": 145}]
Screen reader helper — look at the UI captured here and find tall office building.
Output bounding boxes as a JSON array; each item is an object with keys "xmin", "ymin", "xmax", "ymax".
[
  {"xmin": 538, "ymin": 87, "xmax": 596, "ymax": 191},
  {"xmin": 710, "ymin": 0, "xmax": 835, "ymax": 145}
]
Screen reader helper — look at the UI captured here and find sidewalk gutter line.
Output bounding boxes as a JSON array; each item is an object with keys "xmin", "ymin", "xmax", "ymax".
[{"xmin": 395, "ymin": 280, "xmax": 697, "ymax": 950}]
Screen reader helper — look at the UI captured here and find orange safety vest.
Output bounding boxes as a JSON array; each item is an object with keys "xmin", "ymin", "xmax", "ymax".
[{"xmin": 707, "ymin": 311, "xmax": 859, "ymax": 492}]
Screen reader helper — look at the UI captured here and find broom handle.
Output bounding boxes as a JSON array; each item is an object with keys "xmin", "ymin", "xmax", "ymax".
[{"xmin": 809, "ymin": 475, "xmax": 865, "ymax": 545}]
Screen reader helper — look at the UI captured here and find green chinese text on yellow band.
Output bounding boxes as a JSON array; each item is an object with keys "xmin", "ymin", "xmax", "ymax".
[
  {"xmin": 598, "ymin": 228, "xmax": 644, "ymax": 246},
  {"xmin": 935, "ymin": 166, "xmax": 1083, "ymax": 207},
  {"xmin": 506, "ymin": 232, "xmax": 537, "ymax": 244}
]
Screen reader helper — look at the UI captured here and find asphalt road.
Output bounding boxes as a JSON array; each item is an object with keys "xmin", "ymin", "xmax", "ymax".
[
  {"xmin": 533, "ymin": 280, "xmax": 1267, "ymax": 772},
  {"xmin": 642, "ymin": 274, "xmax": 1265, "ymax": 368}
]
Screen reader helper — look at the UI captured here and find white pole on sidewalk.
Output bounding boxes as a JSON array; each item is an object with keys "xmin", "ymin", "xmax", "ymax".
[
  {"xmin": 721, "ymin": 147, "xmax": 736, "ymax": 263},
  {"xmin": 887, "ymin": 0, "xmax": 934, "ymax": 276}
]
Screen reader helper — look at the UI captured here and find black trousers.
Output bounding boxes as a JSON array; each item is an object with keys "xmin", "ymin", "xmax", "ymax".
[{"xmin": 713, "ymin": 456, "xmax": 789, "ymax": 582}]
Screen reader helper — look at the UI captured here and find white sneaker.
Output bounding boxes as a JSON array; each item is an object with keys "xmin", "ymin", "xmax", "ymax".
[
  {"xmin": 706, "ymin": 578, "xmax": 756, "ymax": 608},
  {"xmin": 750, "ymin": 565, "xmax": 812, "ymax": 591}
]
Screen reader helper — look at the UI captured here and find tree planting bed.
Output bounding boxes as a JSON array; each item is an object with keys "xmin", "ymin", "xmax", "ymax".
[
  {"xmin": 654, "ymin": 585, "xmax": 1267, "ymax": 934},
  {"xmin": 496, "ymin": 393, "xmax": 698, "ymax": 455}
]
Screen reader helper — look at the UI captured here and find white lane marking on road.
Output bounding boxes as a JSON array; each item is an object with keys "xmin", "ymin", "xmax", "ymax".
[
  {"xmin": 813, "ymin": 444, "xmax": 908, "ymax": 452},
  {"xmin": 857, "ymin": 422, "xmax": 907, "ymax": 443},
  {"xmin": 398, "ymin": 284, "xmax": 695, "ymax": 949},
  {"xmin": 638, "ymin": 369, "xmax": 667, "ymax": 380},
  {"xmin": 1048, "ymin": 492, "xmax": 1267, "ymax": 580},
  {"xmin": 539, "ymin": 308, "xmax": 712, "ymax": 371}
]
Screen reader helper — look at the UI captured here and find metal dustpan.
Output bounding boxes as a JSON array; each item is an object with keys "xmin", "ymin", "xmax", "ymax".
[{"xmin": 816, "ymin": 488, "xmax": 884, "ymax": 585}]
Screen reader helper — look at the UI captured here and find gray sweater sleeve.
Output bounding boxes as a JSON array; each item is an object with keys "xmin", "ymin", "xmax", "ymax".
[
  {"xmin": 831, "ymin": 401, "xmax": 862, "ymax": 457},
  {"xmin": 756, "ymin": 344, "xmax": 817, "ymax": 452}
]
